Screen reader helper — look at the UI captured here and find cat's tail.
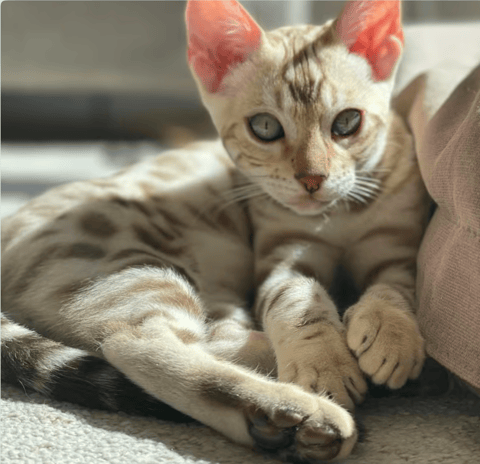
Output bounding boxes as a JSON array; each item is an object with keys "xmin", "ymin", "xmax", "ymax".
[{"xmin": 1, "ymin": 313, "xmax": 193, "ymax": 422}]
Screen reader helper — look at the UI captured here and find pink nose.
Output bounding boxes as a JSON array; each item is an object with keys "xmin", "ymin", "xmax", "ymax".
[{"xmin": 295, "ymin": 174, "xmax": 326, "ymax": 194}]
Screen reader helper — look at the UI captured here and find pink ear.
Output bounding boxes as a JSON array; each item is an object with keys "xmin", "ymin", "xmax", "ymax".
[
  {"xmin": 336, "ymin": 0, "xmax": 403, "ymax": 81},
  {"xmin": 186, "ymin": 0, "xmax": 262, "ymax": 93}
]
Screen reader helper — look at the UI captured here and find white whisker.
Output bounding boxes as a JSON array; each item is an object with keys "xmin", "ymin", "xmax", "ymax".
[
  {"xmin": 355, "ymin": 177, "xmax": 382, "ymax": 187},
  {"xmin": 197, "ymin": 182, "xmax": 265, "ymax": 217},
  {"xmin": 342, "ymin": 198, "xmax": 351, "ymax": 212},
  {"xmin": 347, "ymin": 192, "xmax": 368, "ymax": 204},
  {"xmin": 217, "ymin": 190, "xmax": 269, "ymax": 211},
  {"xmin": 354, "ymin": 183, "xmax": 381, "ymax": 194},
  {"xmin": 353, "ymin": 173, "xmax": 383, "ymax": 202},
  {"xmin": 222, "ymin": 188, "xmax": 261, "ymax": 201},
  {"xmin": 353, "ymin": 181, "xmax": 376, "ymax": 190},
  {"xmin": 357, "ymin": 168, "xmax": 391, "ymax": 175},
  {"xmin": 352, "ymin": 185, "xmax": 378, "ymax": 197},
  {"xmin": 220, "ymin": 183, "xmax": 263, "ymax": 200}
]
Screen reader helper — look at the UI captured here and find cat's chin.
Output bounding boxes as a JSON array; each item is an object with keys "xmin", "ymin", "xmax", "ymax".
[{"xmin": 283, "ymin": 198, "xmax": 335, "ymax": 216}]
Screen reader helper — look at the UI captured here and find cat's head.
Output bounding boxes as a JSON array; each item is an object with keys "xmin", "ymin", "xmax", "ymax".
[{"xmin": 186, "ymin": 0, "xmax": 404, "ymax": 216}]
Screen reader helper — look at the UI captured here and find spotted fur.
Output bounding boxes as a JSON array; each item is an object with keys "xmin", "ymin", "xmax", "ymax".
[{"xmin": 2, "ymin": 1, "xmax": 428, "ymax": 462}]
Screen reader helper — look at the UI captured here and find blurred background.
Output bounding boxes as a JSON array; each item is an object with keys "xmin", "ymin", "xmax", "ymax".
[{"xmin": 2, "ymin": 1, "xmax": 480, "ymax": 217}]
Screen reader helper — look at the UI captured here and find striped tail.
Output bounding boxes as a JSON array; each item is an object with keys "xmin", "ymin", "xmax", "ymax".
[{"xmin": 1, "ymin": 314, "xmax": 192, "ymax": 422}]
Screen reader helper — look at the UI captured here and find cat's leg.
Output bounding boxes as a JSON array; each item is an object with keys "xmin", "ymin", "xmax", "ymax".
[
  {"xmin": 254, "ymin": 241, "xmax": 368, "ymax": 411},
  {"xmin": 205, "ymin": 312, "xmax": 277, "ymax": 376},
  {"xmin": 199, "ymin": 292, "xmax": 277, "ymax": 376},
  {"xmin": 344, "ymin": 232, "xmax": 425, "ymax": 389},
  {"xmin": 0, "ymin": 313, "xmax": 191, "ymax": 421},
  {"xmin": 65, "ymin": 267, "xmax": 357, "ymax": 462}
]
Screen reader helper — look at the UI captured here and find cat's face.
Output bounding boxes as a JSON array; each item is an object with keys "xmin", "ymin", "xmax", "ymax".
[{"xmin": 186, "ymin": 0, "xmax": 403, "ymax": 216}]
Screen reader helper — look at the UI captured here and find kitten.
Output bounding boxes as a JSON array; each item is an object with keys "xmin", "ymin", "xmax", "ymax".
[{"xmin": 1, "ymin": 0, "xmax": 428, "ymax": 461}]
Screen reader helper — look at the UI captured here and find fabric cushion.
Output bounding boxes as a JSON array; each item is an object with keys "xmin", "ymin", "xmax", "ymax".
[{"xmin": 397, "ymin": 64, "xmax": 480, "ymax": 389}]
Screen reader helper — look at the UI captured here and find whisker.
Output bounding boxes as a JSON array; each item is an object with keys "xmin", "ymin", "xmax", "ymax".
[
  {"xmin": 216, "ymin": 190, "xmax": 269, "ymax": 211},
  {"xmin": 222, "ymin": 189, "xmax": 261, "ymax": 201},
  {"xmin": 246, "ymin": 174, "xmax": 271, "ymax": 179},
  {"xmin": 355, "ymin": 176, "xmax": 382, "ymax": 185},
  {"xmin": 351, "ymin": 192, "xmax": 374, "ymax": 202},
  {"xmin": 221, "ymin": 184, "xmax": 263, "ymax": 200},
  {"xmin": 354, "ymin": 174, "xmax": 383, "ymax": 201},
  {"xmin": 355, "ymin": 185, "xmax": 378, "ymax": 197},
  {"xmin": 196, "ymin": 182, "xmax": 264, "ymax": 217},
  {"xmin": 225, "ymin": 182, "xmax": 261, "ymax": 191},
  {"xmin": 347, "ymin": 192, "xmax": 368, "ymax": 204},
  {"xmin": 354, "ymin": 181, "xmax": 382, "ymax": 191},
  {"xmin": 352, "ymin": 185, "xmax": 378, "ymax": 197},
  {"xmin": 357, "ymin": 167, "xmax": 391, "ymax": 175},
  {"xmin": 225, "ymin": 190, "xmax": 265, "ymax": 202},
  {"xmin": 342, "ymin": 198, "xmax": 351, "ymax": 212}
]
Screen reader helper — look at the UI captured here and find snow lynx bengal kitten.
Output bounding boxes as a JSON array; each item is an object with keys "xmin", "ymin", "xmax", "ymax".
[{"xmin": 2, "ymin": 0, "xmax": 428, "ymax": 461}]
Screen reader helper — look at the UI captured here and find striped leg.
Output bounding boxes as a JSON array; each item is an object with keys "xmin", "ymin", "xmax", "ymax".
[
  {"xmin": 62, "ymin": 267, "xmax": 358, "ymax": 462},
  {"xmin": 0, "ymin": 314, "xmax": 190, "ymax": 421},
  {"xmin": 256, "ymin": 268, "xmax": 368, "ymax": 411},
  {"xmin": 102, "ymin": 316, "xmax": 357, "ymax": 462}
]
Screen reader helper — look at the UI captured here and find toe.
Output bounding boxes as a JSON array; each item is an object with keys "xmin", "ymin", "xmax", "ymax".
[
  {"xmin": 371, "ymin": 357, "xmax": 399, "ymax": 385},
  {"xmin": 246, "ymin": 406, "xmax": 303, "ymax": 451},
  {"xmin": 409, "ymin": 347, "xmax": 426, "ymax": 379},
  {"xmin": 346, "ymin": 315, "xmax": 381, "ymax": 356},
  {"xmin": 386, "ymin": 360, "xmax": 410, "ymax": 389},
  {"xmin": 346, "ymin": 375, "xmax": 367, "ymax": 404},
  {"xmin": 249, "ymin": 422, "xmax": 295, "ymax": 450},
  {"xmin": 358, "ymin": 344, "xmax": 386, "ymax": 376},
  {"xmin": 296, "ymin": 422, "xmax": 343, "ymax": 462}
]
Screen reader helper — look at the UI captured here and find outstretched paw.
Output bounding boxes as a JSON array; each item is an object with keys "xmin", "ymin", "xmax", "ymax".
[
  {"xmin": 246, "ymin": 386, "xmax": 357, "ymax": 462},
  {"xmin": 344, "ymin": 299, "xmax": 425, "ymax": 389}
]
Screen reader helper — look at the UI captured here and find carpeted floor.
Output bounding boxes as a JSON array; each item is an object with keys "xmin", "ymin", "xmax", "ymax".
[{"xmin": 2, "ymin": 382, "xmax": 479, "ymax": 464}]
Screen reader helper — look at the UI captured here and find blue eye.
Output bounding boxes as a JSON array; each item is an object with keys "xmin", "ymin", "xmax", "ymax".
[
  {"xmin": 248, "ymin": 113, "xmax": 284, "ymax": 142},
  {"xmin": 332, "ymin": 109, "xmax": 362, "ymax": 137}
]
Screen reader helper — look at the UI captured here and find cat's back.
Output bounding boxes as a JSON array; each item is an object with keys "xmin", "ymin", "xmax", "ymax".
[
  {"xmin": 1, "ymin": 139, "xmax": 252, "ymax": 339},
  {"xmin": 2, "ymin": 139, "xmax": 236, "ymax": 252}
]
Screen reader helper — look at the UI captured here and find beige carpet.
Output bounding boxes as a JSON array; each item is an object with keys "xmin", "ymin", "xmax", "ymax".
[{"xmin": 2, "ymin": 381, "xmax": 479, "ymax": 464}]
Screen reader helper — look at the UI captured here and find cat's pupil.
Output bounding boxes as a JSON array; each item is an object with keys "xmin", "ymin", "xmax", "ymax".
[
  {"xmin": 249, "ymin": 113, "xmax": 284, "ymax": 142},
  {"xmin": 331, "ymin": 109, "xmax": 362, "ymax": 137}
]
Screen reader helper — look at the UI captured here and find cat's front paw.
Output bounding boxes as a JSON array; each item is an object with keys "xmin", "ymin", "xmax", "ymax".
[
  {"xmin": 276, "ymin": 324, "xmax": 367, "ymax": 411},
  {"xmin": 246, "ymin": 384, "xmax": 357, "ymax": 462},
  {"xmin": 344, "ymin": 299, "xmax": 425, "ymax": 389}
]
